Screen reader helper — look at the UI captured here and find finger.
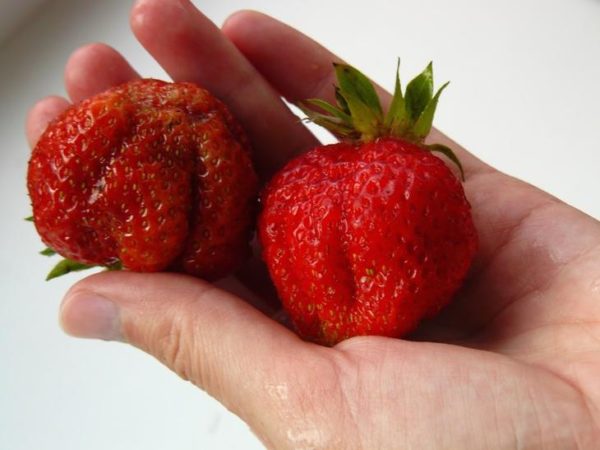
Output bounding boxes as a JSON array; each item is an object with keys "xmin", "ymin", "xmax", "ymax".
[
  {"xmin": 222, "ymin": 10, "xmax": 491, "ymax": 177},
  {"xmin": 64, "ymin": 43, "xmax": 140, "ymax": 103},
  {"xmin": 222, "ymin": 11, "xmax": 344, "ymax": 105},
  {"xmin": 26, "ymin": 96, "xmax": 70, "ymax": 148},
  {"xmin": 59, "ymin": 271, "xmax": 320, "ymax": 424},
  {"xmin": 129, "ymin": 0, "xmax": 317, "ymax": 178}
]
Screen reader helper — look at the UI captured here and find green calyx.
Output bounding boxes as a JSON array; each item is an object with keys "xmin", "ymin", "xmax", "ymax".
[
  {"xmin": 46, "ymin": 258, "xmax": 96, "ymax": 281},
  {"xmin": 44, "ymin": 253, "xmax": 122, "ymax": 281},
  {"xmin": 298, "ymin": 59, "xmax": 464, "ymax": 179},
  {"xmin": 26, "ymin": 216, "xmax": 123, "ymax": 280}
]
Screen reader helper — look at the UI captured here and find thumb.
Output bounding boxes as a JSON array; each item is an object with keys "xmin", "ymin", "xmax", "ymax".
[{"xmin": 59, "ymin": 270, "xmax": 310, "ymax": 419}]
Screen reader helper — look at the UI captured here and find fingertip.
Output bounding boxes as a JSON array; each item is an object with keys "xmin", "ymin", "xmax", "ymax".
[
  {"xmin": 57, "ymin": 270, "xmax": 154, "ymax": 341},
  {"xmin": 59, "ymin": 289, "xmax": 122, "ymax": 341},
  {"xmin": 130, "ymin": 0, "xmax": 188, "ymax": 42},
  {"xmin": 26, "ymin": 96, "xmax": 70, "ymax": 148},
  {"xmin": 129, "ymin": 0, "xmax": 151, "ymax": 36},
  {"xmin": 221, "ymin": 9, "xmax": 263, "ymax": 33},
  {"xmin": 64, "ymin": 42, "xmax": 139, "ymax": 102},
  {"xmin": 221, "ymin": 10, "xmax": 277, "ymax": 54},
  {"xmin": 64, "ymin": 42, "xmax": 107, "ymax": 100}
]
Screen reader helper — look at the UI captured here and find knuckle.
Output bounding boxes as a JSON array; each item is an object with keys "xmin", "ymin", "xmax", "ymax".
[
  {"xmin": 157, "ymin": 315, "xmax": 194, "ymax": 382},
  {"xmin": 152, "ymin": 285, "xmax": 219, "ymax": 387}
]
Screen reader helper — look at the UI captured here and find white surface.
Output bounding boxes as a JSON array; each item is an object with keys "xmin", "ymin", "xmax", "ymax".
[
  {"xmin": 0, "ymin": 0, "xmax": 48, "ymax": 43},
  {"xmin": 1, "ymin": 0, "xmax": 599, "ymax": 449}
]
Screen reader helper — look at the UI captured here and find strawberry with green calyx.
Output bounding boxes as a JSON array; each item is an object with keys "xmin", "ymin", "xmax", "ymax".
[
  {"xmin": 300, "ymin": 60, "xmax": 463, "ymax": 178},
  {"xmin": 25, "ymin": 218, "xmax": 119, "ymax": 280},
  {"xmin": 259, "ymin": 61, "xmax": 478, "ymax": 346}
]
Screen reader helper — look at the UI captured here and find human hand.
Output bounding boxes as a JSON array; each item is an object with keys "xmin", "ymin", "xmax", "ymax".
[{"xmin": 26, "ymin": 0, "xmax": 600, "ymax": 448}]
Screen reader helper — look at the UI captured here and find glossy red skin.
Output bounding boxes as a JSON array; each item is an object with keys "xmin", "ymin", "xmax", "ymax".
[
  {"xmin": 259, "ymin": 138, "xmax": 478, "ymax": 345},
  {"xmin": 28, "ymin": 79, "xmax": 258, "ymax": 280}
]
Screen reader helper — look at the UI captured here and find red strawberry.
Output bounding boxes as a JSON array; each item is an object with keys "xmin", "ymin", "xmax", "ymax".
[
  {"xmin": 27, "ymin": 79, "xmax": 258, "ymax": 280},
  {"xmin": 259, "ymin": 62, "xmax": 478, "ymax": 345}
]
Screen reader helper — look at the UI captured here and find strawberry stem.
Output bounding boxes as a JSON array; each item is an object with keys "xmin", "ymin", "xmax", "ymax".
[
  {"xmin": 298, "ymin": 59, "xmax": 465, "ymax": 178},
  {"xmin": 46, "ymin": 258, "xmax": 95, "ymax": 281},
  {"xmin": 40, "ymin": 247, "xmax": 57, "ymax": 256}
]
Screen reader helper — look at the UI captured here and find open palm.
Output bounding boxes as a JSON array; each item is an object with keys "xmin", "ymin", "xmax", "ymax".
[{"xmin": 27, "ymin": 1, "xmax": 600, "ymax": 448}]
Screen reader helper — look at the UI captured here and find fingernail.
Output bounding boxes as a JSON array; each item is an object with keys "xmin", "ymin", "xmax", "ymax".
[{"xmin": 60, "ymin": 292, "xmax": 122, "ymax": 341}]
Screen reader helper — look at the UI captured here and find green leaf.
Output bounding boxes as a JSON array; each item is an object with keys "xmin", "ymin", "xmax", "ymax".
[
  {"xmin": 304, "ymin": 98, "xmax": 352, "ymax": 124},
  {"xmin": 39, "ymin": 247, "xmax": 57, "ymax": 256},
  {"xmin": 384, "ymin": 58, "xmax": 409, "ymax": 135},
  {"xmin": 335, "ymin": 87, "xmax": 351, "ymax": 115},
  {"xmin": 25, "ymin": 216, "xmax": 34, "ymax": 222},
  {"xmin": 404, "ymin": 62, "xmax": 434, "ymax": 122},
  {"xmin": 427, "ymin": 143, "xmax": 465, "ymax": 181},
  {"xmin": 46, "ymin": 259, "xmax": 95, "ymax": 281},
  {"xmin": 413, "ymin": 81, "xmax": 449, "ymax": 139},
  {"xmin": 298, "ymin": 59, "xmax": 449, "ymax": 144},
  {"xmin": 334, "ymin": 63, "xmax": 383, "ymax": 115},
  {"xmin": 297, "ymin": 104, "xmax": 358, "ymax": 138},
  {"xmin": 334, "ymin": 63, "xmax": 383, "ymax": 139}
]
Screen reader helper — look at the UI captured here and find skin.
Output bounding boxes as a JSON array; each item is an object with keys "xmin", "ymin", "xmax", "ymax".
[{"xmin": 26, "ymin": 0, "xmax": 600, "ymax": 448}]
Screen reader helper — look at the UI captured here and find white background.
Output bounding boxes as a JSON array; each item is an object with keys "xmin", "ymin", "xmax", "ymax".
[{"xmin": 1, "ymin": 0, "xmax": 599, "ymax": 449}]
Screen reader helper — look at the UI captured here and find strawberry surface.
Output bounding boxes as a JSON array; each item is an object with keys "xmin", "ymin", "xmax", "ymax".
[
  {"xmin": 28, "ymin": 79, "xmax": 258, "ymax": 280},
  {"xmin": 260, "ymin": 138, "xmax": 477, "ymax": 345},
  {"xmin": 259, "ymin": 62, "xmax": 478, "ymax": 345}
]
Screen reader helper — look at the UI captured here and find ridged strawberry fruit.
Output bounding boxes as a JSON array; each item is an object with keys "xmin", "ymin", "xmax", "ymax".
[
  {"xmin": 259, "ymin": 62, "xmax": 478, "ymax": 345},
  {"xmin": 28, "ymin": 79, "xmax": 258, "ymax": 280}
]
